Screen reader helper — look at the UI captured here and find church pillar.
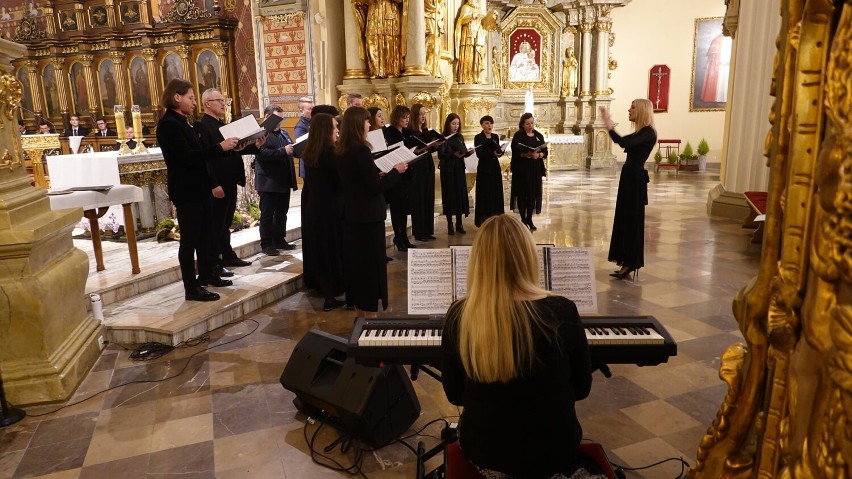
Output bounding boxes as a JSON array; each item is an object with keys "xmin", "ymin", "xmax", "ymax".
[
  {"xmin": 0, "ymin": 37, "xmax": 103, "ymax": 406},
  {"xmin": 50, "ymin": 58, "xmax": 69, "ymax": 116},
  {"xmin": 109, "ymin": 51, "xmax": 128, "ymax": 107},
  {"xmin": 24, "ymin": 60, "xmax": 43, "ymax": 116},
  {"xmin": 343, "ymin": 2, "xmax": 369, "ymax": 79},
  {"xmin": 402, "ymin": 0, "xmax": 430, "ymax": 76},
  {"xmin": 176, "ymin": 45, "xmax": 192, "ymax": 81},
  {"xmin": 585, "ymin": 17, "xmax": 615, "ymax": 168},
  {"xmin": 594, "ymin": 20, "xmax": 611, "ymax": 96},
  {"xmin": 142, "ymin": 48, "xmax": 160, "ymax": 117},
  {"xmin": 579, "ymin": 21, "xmax": 592, "ymax": 98},
  {"xmin": 79, "ymin": 54, "xmax": 98, "ymax": 118},
  {"xmin": 212, "ymin": 41, "xmax": 231, "ymax": 98}
]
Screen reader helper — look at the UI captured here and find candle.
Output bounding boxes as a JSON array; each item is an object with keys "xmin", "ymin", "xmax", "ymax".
[
  {"xmin": 131, "ymin": 106, "xmax": 142, "ymax": 140},
  {"xmin": 113, "ymin": 105, "xmax": 126, "ymax": 139}
]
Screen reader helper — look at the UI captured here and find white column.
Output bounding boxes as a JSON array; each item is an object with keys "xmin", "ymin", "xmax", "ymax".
[
  {"xmin": 721, "ymin": 0, "xmax": 780, "ymax": 193},
  {"xmin": 343, "ymin": 1, "xmax": 369, "ymax": 79},
  {"xmin": 594, "ymin": 20, "xmax": 611, "ymax": 95},
  {"xmin": 403, "ymin": 0, "xmax": 429, "ymax": 76},
  {"xmin": 579, "ymin": 21, "xmax": 592, "ymax": 97}
]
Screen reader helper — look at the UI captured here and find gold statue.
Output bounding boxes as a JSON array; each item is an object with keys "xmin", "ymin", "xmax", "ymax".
[
  {"xmin": 454, "ymin": 0, "xmax": 485, "ymax": 84},
  {"xmin": 561, "ymin": 47, "xmax": 578, "ymax": 98},
  {"xmin": 491, "ymin": 46, "xmax": 502, "ymax": 90},
  {"xmin": 425, "ymin": 0, "xmax": 443, "ymax": 77},
  {"xmin": 352, "ymin": 0, "xmax": 405, "ymax": 78}
]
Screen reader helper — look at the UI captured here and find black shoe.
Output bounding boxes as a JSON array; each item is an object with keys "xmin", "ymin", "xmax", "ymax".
[
  {"xmin": 323, "ymin": 299, "xmax": 346, "ymax": 312},
  {"xmin": 528, "ymin": 223, "xmax": 537, "ymax": 231},
  {"xmin": 262, "ymin": 247, "xmax": 280, "ymax": 256},
  {"xmin": 392, "ymin": 237, "xmax": 408, "ymax": 252},
  {"xmin": 456, "ymin": 222, "xmax": 466, "ymax": 234},
  {"xmin": 199, "ymin": 276, "xmax": 233, "ymax": 287},
  {"xmin": 447, "ymin": 223, "xmax": 455, "ymax": 235},
  {"xmin": 185, "ymin": 286, "xmax": 220, "ymax": 302},
  {"xmin": 222, "ymin": 257, "xmax": 252, "ymax": 267},
  {"xmin": 426, "ymin": 235, "xmax": 436, "ymax": 240},
  {"xmin": 386, "ymin": 256, "xmax": 394, "ymax": 262},
  {"xmin": 415, "ymin": 237, "xmax": 430, "ymax": 242},
  {"xmin": 276, "ymin": 242, "xmax": 296, "ymax": 250},
  {"xmin": 217, "ymin": 266, "xmax": 235, "ymax": 277}
]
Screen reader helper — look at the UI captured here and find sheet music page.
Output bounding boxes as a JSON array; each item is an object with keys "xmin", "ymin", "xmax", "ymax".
[
  {"xmin": 219, "ymin": 114, "xmax": 263, "ymax": 141},
  {"xmin": 450, "ymin": 246, "xmax": 472, "ymax": 299},
  {"xmin": 536, "ymin": 245, "xmax": 549, "ymax": 290},
  {"xmin": 408, "ymin": 249, "xmax": 454, "ymax": 314},
  {"xmin": 548, "ymin": 247, "xmax": 598, "ymax": 313},
  {"xmin": 374, "ymin": 147, "xmax": 418, "ymax": 173},
  {"xmin": 367, "ymin": 129, "xmax": 388, "ymax": 152},
  {"xmin": 294, "ymin": 133, "xmax": 309, "ymax": 144}
]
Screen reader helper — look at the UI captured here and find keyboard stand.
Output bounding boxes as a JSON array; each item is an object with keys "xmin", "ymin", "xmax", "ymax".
[{"xmin": 410, "ymin": 364, "xmax": 442, "ymax": 382}]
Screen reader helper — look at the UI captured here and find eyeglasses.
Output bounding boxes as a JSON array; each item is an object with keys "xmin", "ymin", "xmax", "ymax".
[{"xmin": 207, "ymin": 99, "xmax": 225, "ymax": 103}]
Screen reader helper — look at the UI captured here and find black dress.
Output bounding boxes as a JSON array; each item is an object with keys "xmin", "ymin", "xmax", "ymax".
[
  {"xmin": 408, "ymin": 128, "xmax": 437, "ymax": 238},
  {"xmin": 438, "ymin": 134, "xmax": 470, "ymax": 217},
  {"xmin": 510, "ymin": 130, "xmax": 547, "ymax": 220},
  {"xmin": 608, "ymin": 126, "xmax": 656, "ymax": 269},
  {"xmin": 473, "ymin": 132, "xmax": 505, "ymax": 227},
  {"xmin": 302, "ymin": 146, "xmax": 344, "ymax": 301},
  {"xmin": 382, "ymin": 126, "xmax": 413, "ymax": 240},
  {"xmin": 441, "ymin": 296, "xmax": 592, "ymax": 478},
  {"xmin": 336, "ymin": 144, "xmax": 401, "ymax": 312}
]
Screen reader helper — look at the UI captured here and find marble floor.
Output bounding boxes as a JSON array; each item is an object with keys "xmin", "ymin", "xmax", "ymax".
[{"xmin": 0, "ymin": 167, "xmax": 757, "ymax": 479}]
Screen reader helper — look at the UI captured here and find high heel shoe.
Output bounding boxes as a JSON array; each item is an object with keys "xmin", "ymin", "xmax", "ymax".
[
  {"xmin": 456, "ymin": 222, "xmax": 466, "ymax": 234},
  {"xmin": 392, "ymin": 237, "xmax": 408, "ymax": 252},
  {"xmin": 404, "ymin": 238, "xmax": 417, "ymax": 249},
  {"xmin": 609, "ymin": 267, "xmax": 638, "ymax": 280}
]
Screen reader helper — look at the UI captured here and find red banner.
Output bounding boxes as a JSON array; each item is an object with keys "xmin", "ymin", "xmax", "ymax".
[{"xmin": 648, "ymin": 65, "xmax": 671, "ymax": 112}]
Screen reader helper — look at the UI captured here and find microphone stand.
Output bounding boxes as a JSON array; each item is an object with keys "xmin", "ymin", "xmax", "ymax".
[{"xmin": 0, "ymin": 367, "xmax": 25, "ymax": 427}]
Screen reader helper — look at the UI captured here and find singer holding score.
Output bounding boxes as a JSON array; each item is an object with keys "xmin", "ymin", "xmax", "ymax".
[
  {"xmin": 156, "ymin": 79, "xmax": 241, "ymax": 302},
  {"xmin": 473, "ymin": 115, "xmax": 505, "ymax": 227},
  {"xmin": 510, "ymin": 112, "xmax": 547, "ymax": 231}
]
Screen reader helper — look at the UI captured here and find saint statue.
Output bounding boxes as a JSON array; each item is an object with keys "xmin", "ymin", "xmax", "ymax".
[
  {"xmin": 424, "ymin": 0, "xmax": 444, "ymax": 78},
  {"xmin": 454, "ymin": 0, "xmax": 485, "ymax": 84},
  {"xmin": 491, "ymin": 47, "xmax": 502, "ymax": 90},
  {"xmin": 561, "ymin": 47, "xmax": 578, "ymax": 97},
  {"xmin": 353, "ymin": 0, "xmax": 405, "ymax": 79}
]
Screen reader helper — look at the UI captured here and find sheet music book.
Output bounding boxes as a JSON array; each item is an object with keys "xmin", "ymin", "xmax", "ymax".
[
  {"xmin": 367, "ymin": 129, "xmax": 388, "ymax": 153},
  {"xmin": 515, "ymin": 142, "xmax": 546, "ymax": 152},
  {"xmin": 408, "ymin": 246, "xmax": 598, "ymax": 314},
  {"xmin": 374, "ymin": 146, "xmax": 419, "ymax": 173},
  {"xmin": 219, "ymin": 113, "xmax": 281, "ymax": 142},
  {"xmin": 403, "ymin": 135, "xmax": 441, "ymax": 150}
]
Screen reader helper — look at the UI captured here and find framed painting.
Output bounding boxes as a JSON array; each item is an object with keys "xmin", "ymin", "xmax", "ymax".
[
  {"xmin": 162, "ymin": 52, "xmax": 183, "ymax": 85},
  {"xmin": 98, "ymin": 59, "xmax": 118, "ymax": 113},
  {"xmin": 69, "ymin": 62, "xmax": 90, "ymax": 114},
  {"xmin": 41, "ymin": 64, "xmax": 59, "ymax": 117},
  {"xmin": 690, "ymin": 17, "xmax": 732, "ymax": 112},
  {"xmin": 16, "ymin": 67, "xmax": 34, "ymax": 112},
  {"xmin": 196, "ymin": 50, "xmax": 221, "ymax": 94},
  {"xmin": 508, "ymin": 28, "xmax": 542, "ymax": 83},
  {"xmin": 128, "ymin": 56, "xmax": 151, "ymax": 108}
]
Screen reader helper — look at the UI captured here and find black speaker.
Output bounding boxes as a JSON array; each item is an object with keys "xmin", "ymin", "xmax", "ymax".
[{"xmin": 280, "ymin": 329, "xmax": 421, "ymax": 447}]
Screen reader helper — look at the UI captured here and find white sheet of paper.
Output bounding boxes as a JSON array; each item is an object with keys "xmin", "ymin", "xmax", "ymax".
[
  {"xmin": 294, "ymin": 133, "xmax": 309, "ymax": 144},
  {"xmin": 408, "ymin": 249, "xmax": 454, "ymax": 314},
  {"xmin": 219, "ymin": 114, "xmax": 263, "ymax": 141},
  {"xmin": 367, "ymin": 129, "xmax": 388, "ymax": 153},
  {"xmin": 374, "ymin": 146, "xmax": 418, "ymax": 173},
  {"xmin": 547, "ymin": 247, "xmax": 598, "ymax": 313}
]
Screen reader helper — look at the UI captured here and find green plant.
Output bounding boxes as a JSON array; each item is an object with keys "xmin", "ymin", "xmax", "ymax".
[
  {"xmin": 667, "ymin": 150, "xmax": 678, "ymax": 164},
  {"xmin": 697, "ymin": 138, "xmax": 710, "ymax": 156},
  {"xmin": 246, "ymin": 201, "xmax": 261, "ymax": 220},
  {"xmin": 654, "ymin": 150, "xmax": 663, "ymax": 164},
  {"xmin": 156, "ymin": 218, "xmax": 178, "ymax": 232},
  {"xmin": 681, "ymin": 142, "xmax": 694, "ymax": 158}
]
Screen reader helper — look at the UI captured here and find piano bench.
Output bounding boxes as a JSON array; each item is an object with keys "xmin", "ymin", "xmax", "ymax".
[{"xmin": 444, "ymin": 442, "xmax": 619, "ymax": 479}]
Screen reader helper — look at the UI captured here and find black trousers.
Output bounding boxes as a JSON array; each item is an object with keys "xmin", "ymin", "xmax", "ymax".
[
  {"xmin": 388, "ymin": 182, "xmax": 410, "ymax": 238},
  {"xmin": 259, "ymin": 191, "xmax": 291, "ymax": 249},
  {"xmin": 175, "ymin": 200, "xmax": 214, "ymax": 290},
  {"xmin": 209, "ymin": 185, "xmax": 239, "ymax": 264}
]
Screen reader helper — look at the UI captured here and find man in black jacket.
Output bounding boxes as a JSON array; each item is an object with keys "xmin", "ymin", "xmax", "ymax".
[
  {"xmin": 94, "ymin": 118, "xmax": 117, "ymax": 137},
  {"xmin": 255, "ymin": 105, "xmax": 297, "ymax": 256},
  {"xmin": 64, "ymin": 115, "xmax": 90, "ymax": 137},
  {"xmin": 195, "ymin": 88, "xmax": 259, "ymax": 274}
]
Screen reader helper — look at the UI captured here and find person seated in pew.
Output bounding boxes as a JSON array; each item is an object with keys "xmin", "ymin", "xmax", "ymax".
[
  {"xmin": 119, "ymin": 126, "xmax": 148, "ymax": 149},
  {"xmin": 441, "ymin": 214, "xmax": 604, "ymax": 479},
  {"xmin": 94, "ymin": 118, "xmax": 117, "ymax": 137},
  {"xmin": 38, "ymin": 121, "xmax": 53, "ymax": 134},
  {"xmin": 63, "ymin": 114, "xmax": 90, "ymax": 137}
]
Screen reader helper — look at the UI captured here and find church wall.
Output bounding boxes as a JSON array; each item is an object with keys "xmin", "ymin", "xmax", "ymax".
[
  {"xmin": 260, "ymin": 14, "xmax": 309, "ymax": 115},
  {"xmin": 609, "ymin": 0, "xmax": 726, "ymax": 162},
  {"xmin": 230, "ymin": 0, "xmax": 259, "ymax": 113}
]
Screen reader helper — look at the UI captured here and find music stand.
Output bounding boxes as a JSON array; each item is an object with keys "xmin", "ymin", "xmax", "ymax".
[{"xmin": 0, "ymin": 367, "xmax": 25, "ymax": 427}]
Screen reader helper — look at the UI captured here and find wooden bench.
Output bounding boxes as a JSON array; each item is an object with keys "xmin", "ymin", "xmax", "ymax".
[{"xmin": 743, "ymin": 191, "xmax": 767, "ymax": 243}]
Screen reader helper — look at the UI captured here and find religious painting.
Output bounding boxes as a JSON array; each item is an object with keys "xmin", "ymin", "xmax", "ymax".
[
  {"xmin": 128, "ymin": 56, "xmax": 151, "ymax": 108},
  {"xmin": 120, "ymin": 1, "xmax": 141, "ymax": 24},
  {"xmin": 162, "ymin": 53, "xmax": 183, "ymax": 85},
  {"xmin": 16, "ymin": 67, "xmax": 34, "ymax": 113},
  {"xmin": 69, "ymin": 62, "xmax": 90, "ymax": 114},
  {"xmin": 98, "ymin": 59, "xmax": 118, "ymax": 112},
  {"xmin": 41, "ymin": 64, "xmax": 59, "ymax": 117},
  {"xmin": 58, "ymin": 10, "xmax": 78, "ymax": 31},
  {"xmin": 196, "ymin": 50, "xmax": 220, "ymax": 93},
  {"xmin": 508, "ymin": 28, "xmax": 542, "ymax": 83},
  {"xmin": 690, "ymin": 17, "xmax": 732, "ymax": 112},
  {"xmin": 89, "ymin": 5, "xmax": 108, "ymax": 27}
]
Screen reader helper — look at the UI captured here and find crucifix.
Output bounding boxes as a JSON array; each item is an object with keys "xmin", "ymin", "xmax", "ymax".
[{"xmin": 652, "ymin": 66, "xmax": 668, "ymax": 110}]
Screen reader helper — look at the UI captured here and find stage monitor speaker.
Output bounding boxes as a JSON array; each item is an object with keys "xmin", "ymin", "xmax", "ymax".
[{"xmin": 280, "ymin": 329, "xmax": 421, "ymax": 447}]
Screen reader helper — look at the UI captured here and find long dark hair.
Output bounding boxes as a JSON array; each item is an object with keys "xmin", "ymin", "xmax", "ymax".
[
  {"xmin": 442, "ymin": 113, "xmax": 463, "ymax": 142},
  {"xmin": 367, "ymin": 107, "xmax": 383, "ymax": 131},
  {"xmin": 302, "ymin": 113, "xmax": 335, "ymax": 168},
  {"xmin": 410, "ymin": 104, "xmax": 428, "ymax": 133},
  {"xmin": 335, "ymin": 107, "xmax": 371, "ymax": 156},
  {"xmin": 161, "ymin": 79, "xmax": 192, "ymax": 110}
]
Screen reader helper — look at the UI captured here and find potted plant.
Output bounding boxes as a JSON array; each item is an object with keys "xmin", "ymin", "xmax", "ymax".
[
  {"xmin": 697, "ymin": 138, "xmax": 710, "ymax": 171},
  {"xmin": 679, "ymin": 141, "xmax": 699, "ymax": 171},
  {"xmin": 667, "ymin": 150, "xmax": 678, "ymax": 164},
  {"xmin": 654, "ymin": 150, "xmax": 663, "ymax": 164}
]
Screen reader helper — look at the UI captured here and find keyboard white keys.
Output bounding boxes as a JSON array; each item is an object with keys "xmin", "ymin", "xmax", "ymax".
[{"xmin": 584, "ymin": 325, "xmax": 664, "ymax": 345}]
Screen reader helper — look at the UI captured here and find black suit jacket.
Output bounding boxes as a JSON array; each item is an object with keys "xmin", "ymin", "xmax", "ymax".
[
  {"xmin": 336, "ymin": 144, "xmax": 401, "ymax": 223},
  {"xmin": 156, "ymin": 109, "xmax": 222, "ymax": 205},
  {"xmin": 64, "ymin": 126, "xmax": 90, "ymax": 137},
  {"xmin": 254, "ymin": 129, "xmax": 297, "ymax": 193},
  {"xmin": 194, "ymin": 113, "xmax": 254, "ymax": 190},
  {"xmin": 95, "ymin": 128, "xmax": 117, "ymax": 137}
]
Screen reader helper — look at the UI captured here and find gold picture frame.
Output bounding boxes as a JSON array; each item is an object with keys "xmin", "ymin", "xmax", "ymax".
[{"xmin": 689, "ymin": 17, "xmax": 731, "ymax": 112}]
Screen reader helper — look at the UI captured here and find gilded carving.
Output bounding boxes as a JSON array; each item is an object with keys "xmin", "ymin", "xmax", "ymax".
[
  {"xmin": 461, "ymin": 97, "xmax": 493, "ymax": 113},
  {"xmin": 500, "ymin": 9, "xmax": 559, "ymax": 92},
  {"xmin": 412, "ymin": 91, "xmax": 437, "ymax": 109},
  {"xmin": 337, "ymin": 94, "xmax": 348, "ymax": 113},
  {"xmin": 212, "ymin": 42, "xmax": 228, "ymax": 57},
  {"xmin": 394, "ymin": 92, "xmax": 406, "ymax": 107},
  {"xmin": 61, "ymin": 46, "xmax": 80, "ymax": 54},
  {"xmin": 154, "ymin": 34, "xmax": 178, "ymax": 45},
  {"xmin": 268, "ymin": 12, "xmax": 305, "ymax": 25},
  {"xmin": 14, "ymin": 10, "xmax": 45, "ymax": 42},
  {"xmin": 188, "ymin": 31, "xmax": 214, "ymax": 41},
  {"xmin": 0, "ymin": 74, "xmax": 23, "ymax": 122},
  {"xmin": 362, "ymin": 93, "xmax": 389, "ymax": 111},
  {"xmin": 162, "ymin": 0, "xmax": 211, "ymax": 23}
]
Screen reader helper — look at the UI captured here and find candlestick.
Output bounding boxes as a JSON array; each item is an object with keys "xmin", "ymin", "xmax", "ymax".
[
  {"xmin": 113, "ymin": 105, "xmax": 126, "ymax": 138},
  {"xmin": 131, "ymin": 105, "xmax": 142, "ymax": 139}
]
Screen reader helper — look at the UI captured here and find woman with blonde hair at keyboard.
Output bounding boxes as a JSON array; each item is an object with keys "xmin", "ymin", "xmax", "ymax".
[{"xmin": 441, "ymin": 214, "xmax": 600, "ymax": 479}]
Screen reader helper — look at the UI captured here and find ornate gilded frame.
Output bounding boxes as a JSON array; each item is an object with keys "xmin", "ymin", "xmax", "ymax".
[
  {"xmin": 689, "ymin": 17, "xmax": 729, "ymax": 112},
  {"xmin": 498, "ymin": 4, "xmax": 563, "ymax": 95}
]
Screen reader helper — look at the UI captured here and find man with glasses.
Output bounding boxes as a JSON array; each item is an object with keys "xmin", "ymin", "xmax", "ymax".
[
  {"xmin": 94, "ymin": 118, "xmax": 116, "ymax": 137},
  {"xmin": 194, "ymin": 88, "xmax": 261, "ymax": 276}
]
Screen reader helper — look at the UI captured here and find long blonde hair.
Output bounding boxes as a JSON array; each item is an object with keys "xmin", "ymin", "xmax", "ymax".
[
  {"xmin": 632, "ymin": 98, "xmax": 656, "ymax": 132},
  {"xmin": 455, "ymin": 214, "xmax": 552, "ymax": 383}
]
